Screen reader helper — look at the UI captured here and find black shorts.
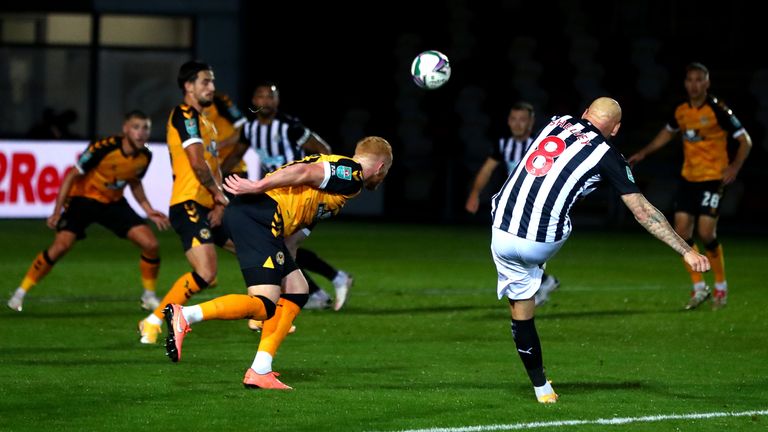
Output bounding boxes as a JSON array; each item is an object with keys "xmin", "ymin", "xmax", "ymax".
[
  {"xmin": 674, "ymin": 180, "xmax": 724, "ymax": 217},
  {"xmin": 58, "ymin": 196, "xmax": 145, "ymax": 240},
  {"xmin": 169, "ymin": 200, "xmax": 230, "ymax": 251},
  {"xmin": 223, "ymin": 194, "xmax": 297, "ymax": 287}
]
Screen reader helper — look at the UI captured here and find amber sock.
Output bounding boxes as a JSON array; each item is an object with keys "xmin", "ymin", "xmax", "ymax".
[
  {"xmin": 151, "ymin": 272, "xmax": 208, "ymax": 320},
  {"xmin": 20, "ymin": 250, "xmax": 56, "ymax": 291},
  {"xmin": 194, "ymin": 294, "xmax": 275, "ymax": 323},
  {"xmin": 139, "ymin": 255, "xmax": 160, "ymax": 292},
  {"xmin": 704, "ymin": 240, "xmax": 726, "ymax": 289},
  {"xmin": 258, "ymin": 294, "xmax": 308, "ymax": 357}
]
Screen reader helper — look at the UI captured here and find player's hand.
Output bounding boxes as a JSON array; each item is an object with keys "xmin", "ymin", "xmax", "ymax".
[
  {"xmin": 722, "ymin": 164, "xmax": 740, "ymax": 185},
  {"xmin": 224, "ymin": 175, "xmax": 260, "ymax": 195},
  {"xmin": 627, "ymin": 152, "xmax": 644, "ymax": 166},
  {"xmin": 214, "ymin": 190, "xmax": 230, "ymax": 207},
  {"xmin": 683, "ymin": 250, "xmax": 710, "ymax": 273},
  {"xmin": 208, "ymin": 204, "xmax": 225, "ymax": 228},
  {"xmin": 465, "ymin": 194, "xmax": 479, "ymax": 214},
  {"xmin": 46, "ymin": 213, "xmax": 60, "ymax": 230},
  {"xmin": 147, "ymin": 210, "xmax": 171, "ymax": 231}
]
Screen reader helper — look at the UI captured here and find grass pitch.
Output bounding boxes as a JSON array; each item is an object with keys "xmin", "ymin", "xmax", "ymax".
[{"xmin": 0, "ymin": 219, "xmax": 766, "ymax": 431}]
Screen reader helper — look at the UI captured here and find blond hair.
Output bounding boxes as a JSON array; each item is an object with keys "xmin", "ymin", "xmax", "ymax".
[{"xmin": 355, "ymin": 136, "xmax": 393, "ymax": 166}]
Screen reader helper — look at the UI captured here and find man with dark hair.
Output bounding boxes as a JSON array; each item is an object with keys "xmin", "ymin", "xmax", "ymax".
[
  {"xmin": 138, "ymin": 60, "xmax": 234, "ymax": 343},
  {"xmin": 8, "ymin": 111, "xmax": 170, "ymax": 312},
  {"xmin": 629, "ymin": 62, "xmax": 752, "ymax": 310}
]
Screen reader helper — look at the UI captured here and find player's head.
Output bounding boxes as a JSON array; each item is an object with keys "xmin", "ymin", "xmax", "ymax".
[
  {"xmin": 122, "ymin": 110, "xmax": 151, "ymax": 147},
  {"xmin": 353, "ymin": 136, "xmax": 393, "ymax": 190},
  {"xmin": 252, "ymin": 81, "xmax": 280, "ymax": 118},
  {"xmin": 581, "ymin": 97, "xmax": 622, "ymax": 138},
  {"xmin": 508, "ymin": 101, "xmax": 535, "ymax": 139},
  {"xmin": 178, "ymin": 60, "xmax": 215, "ymax": 107},
  {"xmin": 684, "ymin": 62, "xmax": 710, "ymax": 100}
]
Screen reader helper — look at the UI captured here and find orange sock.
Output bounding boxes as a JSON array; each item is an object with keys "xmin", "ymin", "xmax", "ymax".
[
  {"xmin": 259, "ymin": 297, "xmax": 302, "ymax": 357},
  {"xmin": 705, "ymin": 243, "xmax": 726, "ymax": 285},
  {"xmin": 683, "ymin": 244, "xmax": 704, "ymax": 285},
  {"xmin": 20, "ymin": 251, "xmax": 56, "ymax": 291},
  {"xmin": 152, "ymin": 272, "xmax": 208, "ymax": 319},
  {"xmin": 139, "ymin": 255, "xmax": 160, "ymax": 291},
  {"xmin": 198, "ymin": 294, "xmax": 270, "ymax": 321}
]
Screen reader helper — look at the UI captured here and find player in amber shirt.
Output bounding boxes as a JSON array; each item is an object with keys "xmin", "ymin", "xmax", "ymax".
[
  {"xmin": 162, "ymin": 137, "xmax": 393, "ymax": 390},
  {"xmin": 7, "ymin": 111, "xmax": 170, "ymax": 312},
  {"xmin": 138, "ymin": 61, "xmax": 234, "ymax": 344},
  {"xmin": 629, "ymin": 62, "xmax": 752, "ymax": 310},
  {"xmin": 205, "ymin": 92, "xmax": 248, "ymax": 178}
]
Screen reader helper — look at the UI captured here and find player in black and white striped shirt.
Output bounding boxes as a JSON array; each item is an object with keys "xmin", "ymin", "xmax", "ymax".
[
  {"xmin": 221, "ymin": 82, "xmax": 354, "ymax": 312},
  {"xmin": 490, "ymin": 97, "xmax": 710, "ymax": 404},
  {"xmin": 465, "ymin": 102, "xmax": 560, "ymax": 305}
]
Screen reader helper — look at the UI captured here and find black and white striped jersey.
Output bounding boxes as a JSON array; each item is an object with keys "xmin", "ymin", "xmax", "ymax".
[
  {"xmin": 491, "ymin": 115, "xmax": 639, "ymax": 243},
  {"xmin": 240, "ymin": 112, "xmax": 312, "ymax": 176},
  {"xmin": 490, "ymin": 135, "xmax": 533, "ymax": 174}
]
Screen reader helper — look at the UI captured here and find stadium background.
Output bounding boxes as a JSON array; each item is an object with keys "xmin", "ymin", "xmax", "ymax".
[{"xmin": 1, "ymin": 0, "xmax": 766, "ymax": 232}]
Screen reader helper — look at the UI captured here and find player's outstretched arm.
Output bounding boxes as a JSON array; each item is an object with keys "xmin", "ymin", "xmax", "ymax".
[
  {"xmin": 47, "ymin": 168, "xmax": 81, "ymax": 229},
  {"xmin": 621, "ymin": 192, "xmax": 710, "ymax": 272},
  {"xmin": 224, "ymin": 163, "xmax": 325, "ymax": 195},
  {"xmin": 128, "ymin": 179, "xmax": 170, "ymax": 230},
  {"xmin": 628, "ymin": 128, "xmax": 676, "ymax": 165}
]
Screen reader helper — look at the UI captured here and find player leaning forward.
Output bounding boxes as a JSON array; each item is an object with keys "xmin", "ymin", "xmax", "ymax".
[
  {"xmin": 490, "ymin": 97, "xmax": 709, "ymax": 403},
  {"xmin": 163, "ymin": 137, "xmax": 393, "ymax": 389}
]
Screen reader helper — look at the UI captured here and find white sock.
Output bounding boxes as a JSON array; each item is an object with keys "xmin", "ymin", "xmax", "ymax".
[
  {"xmin": 693, "ymin": 281, "xmax": 707, "ymax": 291},
  {"xmin": 332, "ymin": 271, "xmax": 349, "ymax": 287},
  {"xmin": 183, "ymin": 305, "xmax": 204, "ymax": 324},
  {"xmin": 310, "ymin": 289, "xmax": 331, "ymax": 302},
  {"xmin": 715, "ymin": 281, "xmax": 728, "ymax": 292},
  {"xmin": 142, "ymin": 289, "xmax": 156, "ymax": 297},
  {"xmin": 13, "ymin": 287, "xmax": 26, "ymax": 299},
  {"xmin": 534, "ymin": 381, "xmax": 555, "ymax": 398},
  {"xmin": 145, "ymin": 314, "xmax": 163, "ymax": 326},
  {"xmin": 251, "ymin": 351, "xmax": 273, "ymax": 374}
]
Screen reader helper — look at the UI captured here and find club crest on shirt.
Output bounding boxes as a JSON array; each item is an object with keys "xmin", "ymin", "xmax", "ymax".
[
  {"xmin": 276, "ymin": 251, "xmax": 285, "ymax": 265},
  {"xmin": 625, "ymin": 166, "xmax": 635, "ymax": 183},
  {"xmin": 184, "ymin": 119, "xmax": 200, "ymax": 138},
  {"xmin": 335, "ymin": 165, "xmax": 352, "ymax": 180},
  {"xmin": 199, "ymin": 228, "xmax": 211, "ymax": 240}
]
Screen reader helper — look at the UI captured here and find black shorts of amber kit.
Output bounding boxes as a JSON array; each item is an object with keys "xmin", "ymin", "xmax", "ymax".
[
  {"xmin": 57, "ymin": 196, "xmax": 145, "ymax": 240},
  {"xmin": 223, "ymin": 193, "xmax": 297, "ymax": 287},
  {"xmin": 674, "ymin": 179, "xmax": 724, "ymax": 218},
  {"xmin": 169, "ymin": 200, "xmax": 229, "ymax": 251}
]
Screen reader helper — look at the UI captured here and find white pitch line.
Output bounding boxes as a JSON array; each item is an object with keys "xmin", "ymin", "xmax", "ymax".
[{"xmin": 379, "ymin": 409, "xmax": 768, "ymax": 432}]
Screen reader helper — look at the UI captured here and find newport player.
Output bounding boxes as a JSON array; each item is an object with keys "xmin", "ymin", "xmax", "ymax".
[
  {"xmin": 8, "ymin": 111, "xmax": 170, "ymax": 312},
  {"xmin": 205, "ymin": 92, "xmax": 248, "ymax": 178},
  {"xmin": 138, "ymin": 61, "xmax": 234, "ymax": 344},
  {"xmin": 221, "ymin": 81, "xmax": 354, "ymax": 311},
  {"xmin": 163, "ymin": 137, "xmax": 393, "ymax": 390},
  {"xmin": 629, "ymin": 62, "xmax": 752, "ymax": 310}
]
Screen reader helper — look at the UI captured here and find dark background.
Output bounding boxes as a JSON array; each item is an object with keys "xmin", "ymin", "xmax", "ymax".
[{"xmin": 3, "ymin": 0, "xmax": 767, "ymax": 232}]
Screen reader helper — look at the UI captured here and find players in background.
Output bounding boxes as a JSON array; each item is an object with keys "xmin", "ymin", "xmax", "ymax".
[
  {"xmin": 7, "ymin": 111, "xmax": 170, "ymax": 312},
  {"xmin": 491, "ymin": 97, "xmax": 709, "ymax": 403},
  {"xmin": 221, "ymin": 81, "xmax": 354, "ymax": 311},
  {"xmin": 628, "ymin": 62, "xmax": 752, "ymax": 310},
  {"xmin": 138, "ymin": 60, "xmax": 234, "ymax": 344},
  {"xmin": 163, "ymin": 136, "xmax": 393, "ymax": 390},
  {"xmin": 205, "ymin": 92, "xmax": 248, "ymax": 179},
  {"xmin": 465, "ymin": 102, "xmax": 560, "ymax": 306}
]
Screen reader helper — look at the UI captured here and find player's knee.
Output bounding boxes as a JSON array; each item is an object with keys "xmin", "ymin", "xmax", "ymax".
[
  {"xmin": 142, "ymin": 238, "xmax": 160, "ymax": 256},
  {"xmin": 254, "ymin": 295, "xmax": 277, "ymax": 319}
]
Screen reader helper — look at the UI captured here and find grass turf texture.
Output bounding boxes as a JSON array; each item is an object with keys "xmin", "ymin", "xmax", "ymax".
[{"xmin": 0, "ymin": 219, "xmax": 766, "ymax": 431}]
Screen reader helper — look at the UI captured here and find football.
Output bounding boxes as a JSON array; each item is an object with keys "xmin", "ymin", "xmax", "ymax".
[{"xmin": 410, "ymin": 50, "xmax": 451, "ymax": 90}]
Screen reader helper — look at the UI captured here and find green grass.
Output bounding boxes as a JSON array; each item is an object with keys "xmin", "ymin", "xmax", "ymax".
[{"xmin": 0, "ymin": 219, "xmax": 766, "ymax": 431}]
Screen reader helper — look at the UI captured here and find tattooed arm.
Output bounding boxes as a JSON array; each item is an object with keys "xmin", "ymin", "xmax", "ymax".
[
  {"xmin": 621, "ymin": 193, "xmax": 710, "ymax": 272},
  {"xmin": 184, "ymin": 143, "xmax": 229, "ymax": 206}
]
